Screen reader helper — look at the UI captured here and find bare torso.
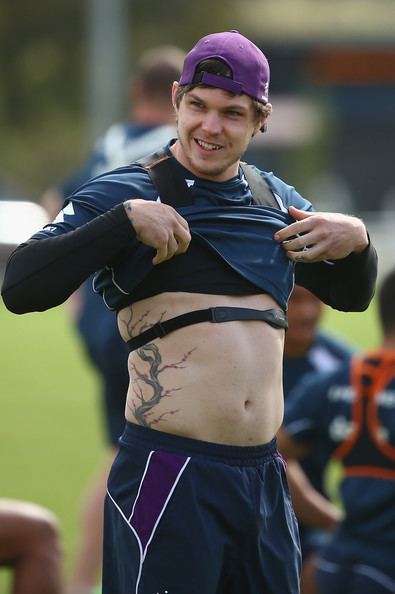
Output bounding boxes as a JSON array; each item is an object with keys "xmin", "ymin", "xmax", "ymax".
[{"xmin": 117, "ymin": 292, "xmax": 285, "ymax": 446}]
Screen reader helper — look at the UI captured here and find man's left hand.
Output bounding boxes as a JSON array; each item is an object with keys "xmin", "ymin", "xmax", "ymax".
[{"xmin": 274, "ymin": 206, "xmax": 369, "ymax": 263}]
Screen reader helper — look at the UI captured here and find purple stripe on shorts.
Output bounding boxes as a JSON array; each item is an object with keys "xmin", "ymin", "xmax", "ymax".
[{"xmin": 129, "ymin": 450, "xmax": 189, "ymax": 552}]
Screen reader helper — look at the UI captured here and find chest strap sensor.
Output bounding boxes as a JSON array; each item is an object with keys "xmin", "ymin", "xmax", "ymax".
[{"xmin": 127, "ymin": 306, "xmax": 287, "ymax": 352}]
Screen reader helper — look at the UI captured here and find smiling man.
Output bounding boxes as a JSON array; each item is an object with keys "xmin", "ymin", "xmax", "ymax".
[
  {"xmin": 172, "ymin": 86, "xmax": 270, "ymax": 180},
  {"xmin": 1, "ymin": 30, "xmax": 377, "ymax": 594}
]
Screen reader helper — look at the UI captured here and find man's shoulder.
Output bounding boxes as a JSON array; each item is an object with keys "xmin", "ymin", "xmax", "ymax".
[
  {"xmin": 244, "ymin": 165, "xmax": 313, "ymax": 212},
  {"xmin": 82, "ymin": 159, "xmax": 150, "ymax": 185},
  {"xmin": 69, "ymin": 161, "xmax": 158, "ymax": 209}
]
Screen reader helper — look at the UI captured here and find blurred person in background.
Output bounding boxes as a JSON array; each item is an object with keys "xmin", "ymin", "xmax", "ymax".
[
  {"xmin": 278, "ymin": 267, "xmax": 395, "ymax": 594},
  {"xmin": 0, "ymin": 498, "xmax": 63, "ymax": 594},
  {"xmin": 282, "ymin": 285, "xmax": 354, "ymax": 594},
  {"xmin": 40, "ymin": 45, "xmax": 185, "ymax": 594},
  {"xmin": 2, "ymin": 30, "xmax": 377, "ymax": 594}
]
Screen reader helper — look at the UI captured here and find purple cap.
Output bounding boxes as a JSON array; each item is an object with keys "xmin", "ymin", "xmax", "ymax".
[{"xmin": 179, "ymin": 30, "xmax": 270, "ymax": 104}]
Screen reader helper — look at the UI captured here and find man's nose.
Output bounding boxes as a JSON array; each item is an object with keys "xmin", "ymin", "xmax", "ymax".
[{"xmin": 201, "ymin": 111, "xmax": 222, "ymax": 135}]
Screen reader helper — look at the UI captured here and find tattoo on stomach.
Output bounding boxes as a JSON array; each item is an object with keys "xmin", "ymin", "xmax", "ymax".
[
  {"xmin": 128, "ymin": 342, "xmax": 196, "ymax": 427},
  {"xmin": 119, "ymin": 306, "xmax": 166, "ymax": 341}
]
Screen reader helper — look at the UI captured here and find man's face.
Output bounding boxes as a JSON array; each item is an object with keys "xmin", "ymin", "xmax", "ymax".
[
  {"xmin": 286, "ymin": 286, "xmax": 323, "ymax": 354},
  {"xmin": 171, "ymin": 83, "xmax": 267, "ymax": 182}
]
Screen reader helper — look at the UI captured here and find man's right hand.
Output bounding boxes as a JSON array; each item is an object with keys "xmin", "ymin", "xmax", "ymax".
[{"xmin": 123, "ymin": 199, "xmax": 191, "ymax": 264}]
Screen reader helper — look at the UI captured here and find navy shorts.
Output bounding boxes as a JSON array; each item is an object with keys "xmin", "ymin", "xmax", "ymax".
[{"xmin": 103, "ymin": 422, "xmax": 301, "ymax": 594}]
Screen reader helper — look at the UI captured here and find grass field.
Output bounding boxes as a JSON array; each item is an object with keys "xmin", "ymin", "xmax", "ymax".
[
  {"xmin": 0, "ymin": 297, "xmax": 380, "ymax": 590},
  {"xmin": 0, "ymin": 304, "xmax": 106, "ymax": 590}
]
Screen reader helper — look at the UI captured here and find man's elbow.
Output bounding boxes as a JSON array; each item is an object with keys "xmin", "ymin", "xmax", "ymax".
[
  {"xmin": 1, "ymin": 286, "xmax": 36, "ymax": 314},
  {"xmin": 334, "ymin": 286, "xmax": 376, "ymax": 313}
]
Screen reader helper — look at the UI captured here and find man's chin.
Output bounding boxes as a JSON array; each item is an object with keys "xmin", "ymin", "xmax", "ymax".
[{"xmin": 190, "ymin": 155, "xmax": 233, "ymax": 181}]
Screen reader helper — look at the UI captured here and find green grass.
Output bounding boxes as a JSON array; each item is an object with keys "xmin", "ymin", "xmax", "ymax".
[
  {"xmin": 0, "ymin": 297, "xmax": 379, "ymax": 590},
  {"xmin": 321, "ymin": 297, "xmax": 380, "ymax": 351},
  {"xmin": 0, "ymin": 303, "xmax": 106, "ymax": 589}
]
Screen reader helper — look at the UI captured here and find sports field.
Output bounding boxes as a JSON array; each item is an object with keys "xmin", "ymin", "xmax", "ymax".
[
  {"xmin": 0, "ymin": 298, "xmax": 379, "ymax": 589},
  {"xmin": 0, "ymin": 304, "xmax": 105, "ymax": 589}
]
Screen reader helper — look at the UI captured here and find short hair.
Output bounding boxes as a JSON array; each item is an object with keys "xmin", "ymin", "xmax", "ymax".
[
  {"xmin": 135, "ymin": 46, "xmax": 185, "ymax": 100},
  {"xmin": 378, "ymin": 268, "xmax": 395, "ymax": 336},
  {"xmin": 175, "ymin": 58, "xmax": 270, "ymax": 125}
]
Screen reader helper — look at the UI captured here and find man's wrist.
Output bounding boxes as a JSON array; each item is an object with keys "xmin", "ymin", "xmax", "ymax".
[{"xmin": 351, "ymin": 220, "xmax": 369, "ymax": 255}]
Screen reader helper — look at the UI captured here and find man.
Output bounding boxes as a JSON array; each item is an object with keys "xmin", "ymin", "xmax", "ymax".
[
  {"xmin": 278, "ymin": 267, "xmax": 395, "ymax": 593},
  {"xmin": 1, "ymin": 30, "xmax": 377, "ymax": 594},
  {"xmin": 283, "ymin": 285, "xmax": 354, "ymax": 594},
  {"xmin": 40, "ymin": 45, "xmax": 185, "ymax": 594},
  {"xmin": 284, "ymin": 285, "xmax": 354, "ymax": 398},
  {"xmin": 0, "ymin": 498, "xmax": 63, "ymax": 594},
  {"xmin": 41, "ymin": 44, "xmax": 186, "ymax": 217}
]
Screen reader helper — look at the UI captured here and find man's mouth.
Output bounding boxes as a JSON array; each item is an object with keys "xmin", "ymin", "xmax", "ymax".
[{"xmin": 195, "ymin": 139, "xmax": 222, "ymax": 151}]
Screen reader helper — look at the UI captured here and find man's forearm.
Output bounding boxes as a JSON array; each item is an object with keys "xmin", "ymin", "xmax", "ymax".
[
  {"xmin": 1, "ymin": 204, "xmax": 134, "ymax": 314},
  {"xmin": 295, "ymin": 240, "xmax": 378, "ymax": 312},
  {"xmin": 286, "ymin": 460, "xmax": 343, "ymax": 531}
]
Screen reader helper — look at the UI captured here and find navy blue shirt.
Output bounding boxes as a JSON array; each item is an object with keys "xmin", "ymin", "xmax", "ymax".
[
  {"xmin": 283, "ymin": 332, "xmax": 354, "ymax": 492},
  {"xmin": 284, "ymin": 352, "xmax": 395, "ymax": 564},
  {"xmin": 1, "ymin": 140, "xmax": 377, "ymax": 319},
  {"xmin": 36, "ymin": 142, "xmax": 313, "ymax": 311},
  {"xmin": 283, "ymin": 331, "xmax": 354, "ymax": 399}
]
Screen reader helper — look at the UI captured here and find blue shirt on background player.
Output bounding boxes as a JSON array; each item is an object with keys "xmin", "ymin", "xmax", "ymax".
[
  {"xmin": 279, "ymin": 268, "xmax": 395, "ymax": 594},
  {"xmin": 282, "ymin": 285, "xmax": 354, "ymax": 594},
  {"xmin": 283, "ymin": 285, "xmax": 355, "ymax": 494}
]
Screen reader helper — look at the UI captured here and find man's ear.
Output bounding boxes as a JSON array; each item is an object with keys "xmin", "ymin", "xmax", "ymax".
[
  {"xmin": 260, "ymin": 102, "xmax": 272, "ymax": 134},
  {"xmin": 171, "ymin": 81, "xmax": 179, "ymax": 110},
  {"xmin": 252, "ymin": 118, "xmax": 267, "ymax": 136}
]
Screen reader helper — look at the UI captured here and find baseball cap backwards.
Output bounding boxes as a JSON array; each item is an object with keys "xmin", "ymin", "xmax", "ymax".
[{"xmin": 179, "ymin": 30, "xmax": 270, "ymax": 104}]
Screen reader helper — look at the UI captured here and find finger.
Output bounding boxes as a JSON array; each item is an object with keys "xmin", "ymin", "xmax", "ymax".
[
  {"xmin": 274, "ymin": 208, "xmax": 315, "ymax": 242},
  {"xmin": 152, "ymin": 243, "xmax": 169, "ymax": 265},
  {"xmin": 284, "ymin": 243, "xmax": 328, "ymax": 263},
  {"xmin": 284, "ymin": 249, "xmax": 317, "ymax": 264},
  {"xmin": 166, "ymin": 235, "xmax": 179, "ymax": 259},
  {"xmin": 275, "ymin": 221, "xmax": 313, "ymax": 242},
  {"xmin": 281, "ymin": 234, "xmax": 310, "ymax": 252},
  {"xmin": 167, "ymin": 207, "xmax": 190, "ymax": 232},
  {"xmin": 174, "ymin": 228, "xmax": 191, "ymax": 254},
  {"xmin": 288, "ymin": 205, "xmax": 315, "ymax": 221},
  {"xmin": 153, "ymin": 230, "xmax": 190, "ymax": 264},
  {"xmin": 174, "ymin": 212, "xmax": 190, "ymax": 231}
]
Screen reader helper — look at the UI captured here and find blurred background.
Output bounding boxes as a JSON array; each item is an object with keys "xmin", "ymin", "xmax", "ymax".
[{"xmin": 0, "ymin": 0, "xmax": 394, "ymax": 588}]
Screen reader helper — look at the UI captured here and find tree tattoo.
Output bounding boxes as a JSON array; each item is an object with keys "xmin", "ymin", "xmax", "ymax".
[
  {"xmin": 128, "ymin": 343, "xmax": 196, "ymax": 427},
  {"xmin": 121, "ymin": 306, "xmax": 196, "ymax": 427},
  {"xmin": 119, "ymin": 306, "xmax": 165, "ymax": 341}
]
